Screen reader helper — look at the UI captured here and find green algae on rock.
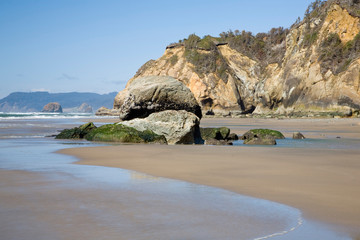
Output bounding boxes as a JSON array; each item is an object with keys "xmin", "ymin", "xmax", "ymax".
[
  {"xmin": 55, "ymin": 122, "xmax": 97, "ymax": 139},
  {"xmin": 200, "ymin": 127, "xmax": 230, "ymax": 140},
  {"xmin": 56, "ymin": 122, "xmax": 167, "ymax": 144},
  {"xmin": 241, "ymin": 129, "xmax": 285, "ymax": 140},
  {"xmin": 84, "ymin": 123, "xmax": 167, "ymax": 144}
]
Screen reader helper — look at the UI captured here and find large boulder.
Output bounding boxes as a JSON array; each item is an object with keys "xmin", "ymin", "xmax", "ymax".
[
  {"xmin": 121, "ymin": 110, "xmax": 201, "ymax": 145},
  {"xmin": 42, "ymin": 102, "xmax": 63, "ymax": 113},
  {"xmin": 114, "ymin": 76, "xmax": 202, "ymax": 121}
]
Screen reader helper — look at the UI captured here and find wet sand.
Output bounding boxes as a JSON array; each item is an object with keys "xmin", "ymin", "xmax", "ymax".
[{"xmin": 60, "ymin": 117, "xmax": 360, "ymax": 238}]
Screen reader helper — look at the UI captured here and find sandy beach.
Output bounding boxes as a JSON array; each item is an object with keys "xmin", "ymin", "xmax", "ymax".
[{"xmin": 60, "ymin": 117, "xmax": 360, "ymax": 238}]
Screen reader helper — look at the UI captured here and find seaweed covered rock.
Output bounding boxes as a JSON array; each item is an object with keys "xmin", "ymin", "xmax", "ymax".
[
  {"xmin": 114, "ymin": 76, "xmax": 202, "ymax": 121},
  {"xmin": 121, "ymin": 110, "xmax": 201, "ymax": 145},
  {"xmin": 241, "ymin": 129, "xmax": 285, "ymax": 140},
  {"xmin": 200, "ymin": 127, "xmax": 230, "ymax": 140},
  {"xmin": 200, "ymin": 127, "xmax": 238, "ymax": 145},
  {"xmin": 85, "ymin": 123, "xmax": 167, "ymax": 144},
  {"xmin": 55, "ymin": 122, "xmax": 97, "ymax": 139}
]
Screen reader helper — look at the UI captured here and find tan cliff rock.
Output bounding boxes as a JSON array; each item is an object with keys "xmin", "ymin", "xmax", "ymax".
[{"xmin": 115, "ymin": 2, "xmax": 360, "ymax": 116}]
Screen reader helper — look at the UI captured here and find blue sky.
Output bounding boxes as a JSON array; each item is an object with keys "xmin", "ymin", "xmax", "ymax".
[{"xmin": 0, "ymin": 0, "xmax": 314, "ymax": 98}]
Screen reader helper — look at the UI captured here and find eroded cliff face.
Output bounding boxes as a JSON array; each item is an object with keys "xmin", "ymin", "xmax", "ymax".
[{"xmin": 116, "ymin": 2, "xmax": 360, "ymax": 116}]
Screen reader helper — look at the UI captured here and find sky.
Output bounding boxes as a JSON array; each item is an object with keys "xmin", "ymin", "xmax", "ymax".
[{"xmin": 0, "ymin": 0, "xmax": 314, "ymax": 99}]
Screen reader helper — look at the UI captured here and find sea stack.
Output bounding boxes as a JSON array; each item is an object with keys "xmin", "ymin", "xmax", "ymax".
[{"xmin": 42, "ymin": 102, "xmax": 63, "ymax": 113}]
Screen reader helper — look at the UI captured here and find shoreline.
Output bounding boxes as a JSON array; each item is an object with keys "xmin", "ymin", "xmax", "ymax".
[{"xmin": 59, "ymin": 117, "xmax": 360, "ymax": 238}]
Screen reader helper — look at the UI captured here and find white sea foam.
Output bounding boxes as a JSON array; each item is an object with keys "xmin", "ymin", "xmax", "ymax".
[{"xmin": 0, "ymin": 112, "xmax": 96, "ymax": 120}]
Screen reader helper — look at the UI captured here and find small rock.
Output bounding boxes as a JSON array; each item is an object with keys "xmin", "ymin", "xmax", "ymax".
[
  {"xmin": 200, "ymin": 127, "xmax": 230, "ymax": 141},
  {"xmin": 244, "ymin": 135, "xmax": 277, "ymax": 145},
  {"xmin": 205, "ymin": 139, "xmax": 233, "ymax": 145},
  {"xmin": 95, "ymin": 107, "xmax": 119, "ymax": 116},
  {"xmin": 227, "ymin": 133, "xmax": 239, "ymax": 141},
  {"xmin": 293, "ymin": 132, "xmax": 305, "ymax": 139}
]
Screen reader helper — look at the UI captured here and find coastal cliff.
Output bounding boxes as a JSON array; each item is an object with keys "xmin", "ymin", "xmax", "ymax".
[{"xmin": 115, "ymin": 0, "xmax": 360, "ymax": 117}]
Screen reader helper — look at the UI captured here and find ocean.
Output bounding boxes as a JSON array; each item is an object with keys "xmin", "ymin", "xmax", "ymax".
[{"xmin": 0, "ymin": 113, "xmax": 351, "ymax": 240}]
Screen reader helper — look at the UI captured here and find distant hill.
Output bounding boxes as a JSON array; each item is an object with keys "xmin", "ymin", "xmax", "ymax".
[{"xmin": 0, "ymin": 91, "xmax": 118, "ymax": 112}]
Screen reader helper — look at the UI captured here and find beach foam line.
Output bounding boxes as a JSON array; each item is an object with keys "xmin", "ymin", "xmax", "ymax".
[{"xmin": 253, "ymin": 216, "xmax": 303, "ymax": 240}]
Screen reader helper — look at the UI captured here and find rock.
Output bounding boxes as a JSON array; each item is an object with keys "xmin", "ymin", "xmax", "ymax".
[
  {"xmin": 42, "ymin": 102, "xmax": 63, "ymax": 113},
  {"xmin": 114, "ymin": 76, "xmax": 202, "ymax": 121},
  {"xmin": 200, "ymin": 127, "xmax": 230, "ymax": 140},
  {"xmin": 84, "ymin": 123, "xmax": 167, "ymax": 144},
  {"xmin": 121, "ymin": 110, "xmax": 201, "ymax": 145},
  {"xmin": 293, "ymin": 132, "xmax": 305, "ymax": 139},
  {"xmin": 56, "ymin": 122, "xmax": 97, "ymax": 139},
  {"xmin": 227, "ymin": 133, "xmax": 239, "ymax": 141},
  {"xmin": 244, "ymin": 135, "xmax": 277, "ymax": 145},
  {"xmin": 55, "ymin": 122, "xmax": 166, "ymax": 144},
  {"xmin": 205, "ymin": 139, "xmax": 233, "ymax": 145},
  {"xmin": 241, "ymin": 129, "xmax": 285, "ymax": 140},
  {"xmin": 78, "ymin": 103, "xmax": 93, "ymax": 113},
  {"xmin": 95, "ymin": 107, "xmax": 119, "ymax": 116}
]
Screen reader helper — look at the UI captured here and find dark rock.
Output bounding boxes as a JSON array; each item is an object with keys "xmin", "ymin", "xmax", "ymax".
[
  {"xmin": 205, "ymin": 139, "xmax": 233, "ymax": 145},
  {"xmin": 244, "ymin": 135, "xmax": 277, "ymax": 145},
  {"xmin": 227, "ymin": 133, "xmax": 239, "ymax": 141},
  {"xmin": 55, "ymin": 122, "xmax": 97, "ymax": 139},
  {"xmin": 293, "ymin": 132, "xmax": 305, "ymax": 139},
  {"xmin": 114, "ymin": 76, "xmax": 202, "ymax": 121},
  {"xmin": 42, "ymin": 102, "xmax": 63, "ymax": 113},
  {"xmin": 241, "ymin": 129, "xmax": 285, "ymax": 140},
  {"xmin": 200, "ymin": 127, "xmax": 230, "ymax": 140}
]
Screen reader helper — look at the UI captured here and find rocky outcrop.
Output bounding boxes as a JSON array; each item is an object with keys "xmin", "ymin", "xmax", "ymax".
[
  {"xmin": 114, "ymin": 76, "xmax": 202, "ymax": 120},
  {"xmin": 41, "ymin": 102, "xmax": 63, "ymax": 113},
  {"xmin": 95, "ymin": 106, "xmax": 119, "ymax": 116},
  {"xmin": 121, "ymin": 110, "xmax": 201, "ymax": 145},
  {"xmin": 123, "ymin": 1, "xmax": 360, "ymax": 116}
]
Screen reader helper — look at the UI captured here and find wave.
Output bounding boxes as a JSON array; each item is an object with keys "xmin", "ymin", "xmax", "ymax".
[{"xmin": 0, "ymin": 112, "xmax": 109, "ymax": 120}]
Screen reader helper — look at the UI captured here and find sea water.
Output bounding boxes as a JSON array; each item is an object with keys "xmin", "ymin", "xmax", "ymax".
[{"xmin": 0, "ymin": 115, "xmax": 352, "ymax": 240}]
